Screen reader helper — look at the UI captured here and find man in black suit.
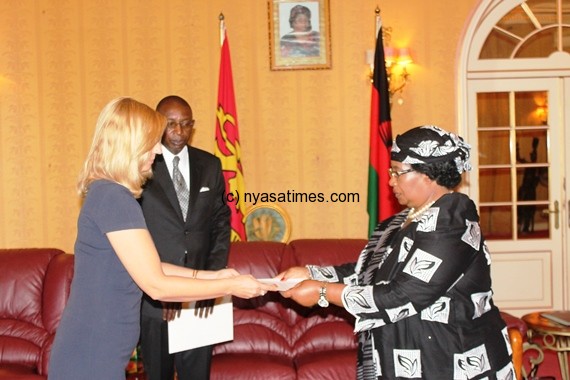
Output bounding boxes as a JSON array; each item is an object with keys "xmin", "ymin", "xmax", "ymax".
[{"xmin": 139, "ymin": 95, "xmax": 231, "ymax": 380}]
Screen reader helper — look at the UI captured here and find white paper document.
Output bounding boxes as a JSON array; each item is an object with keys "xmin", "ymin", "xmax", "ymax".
[
  {"xmin": 168, "ymin": 295, "xmax": 233, "ymax": 354},
  {"xmin": 258, "ymin": 278, "xmax": 304, "ymax": 291}
]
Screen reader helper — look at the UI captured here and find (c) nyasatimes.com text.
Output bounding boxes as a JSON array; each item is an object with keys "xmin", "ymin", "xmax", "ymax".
[{"xmin": 224, "ymin": 190, "xmax": 360, "ymax": 205}]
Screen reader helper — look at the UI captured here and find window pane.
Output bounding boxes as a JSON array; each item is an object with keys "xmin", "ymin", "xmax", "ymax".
[
  {"xmin": 496, "ymin": 5, "xmax": 535, "ymax": 38},
  {"xmin": 514, "ymin": 91, "xmax": 548, "ymax": 126},
  {"xmin": 480, "ymin": 168, "xmax": 512, "ymax": 202},
  {"xmin": 480, "ymin": 206, "xmax": 513, "ymax": 240},
  {"xmin": 477, "ymin": 92, "xmax": 510, "ymax": 127},
  {"xmin": 564, "ymin": 27, "xmax": 570, "ymax": 54},
  {"xmin": 480, "ymin": 29, "xmax": 518, "ymax": 59},
  {"xmin": 478, "ymin": 131, "xmax": 510, "ymax": 165},
  {"xmin": 526, "ymin": 0, "xmax": 558, "ymax": 26},
  {"xmin": 564, "ymin": 2, "xmax": 570, "ymax": 24},
  {"xmin": 516, "ymin": 167, "xmax": 549, "ymax": 202},
  {"xmin": 518, "ymin": 204, "xmax": 550, "ymax": 239},
  {"xmin": 516, "ymin": 29, "xmax": 557, "ymax": 58},
  {"xmin": 516, "ymin": 130, "xmax": 548, "ymax": 164},
  {"xmin": 517, "ymin": 167, "xmax": 548, "ymax": 201}
]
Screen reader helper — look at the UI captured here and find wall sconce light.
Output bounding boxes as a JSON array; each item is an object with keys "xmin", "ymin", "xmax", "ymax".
[
  {"xmin": 536, "ymin": 103, "xmax": 548, "ymax": 125},
  {"xmin": 532, "ymin": 93, "xmax": 548, "ymax": 125},
  {"xmin": 366, "ymin": 45, "xmax": 413, "ymax": 106}
]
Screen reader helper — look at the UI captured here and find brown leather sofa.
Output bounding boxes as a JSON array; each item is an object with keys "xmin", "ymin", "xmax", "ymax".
[
  {"xmin": 0, "ymin": 248, "xmax": 74, "ymax": 380},
  {"xmin": 212, "ymin": 239, "xmax": 529, "ymax": 380},
  {"xmin": 0, "ymin": 242, "xmax": 527, "ymax": 380}
]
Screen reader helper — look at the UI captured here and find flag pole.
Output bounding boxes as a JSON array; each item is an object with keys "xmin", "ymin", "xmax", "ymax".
[
  {"xmin": 375, "ymin": 6, "xmax": 381, "ymax": 39},
  {"xmin": 219, "ymin": 13, "xmax": 225, "ymax": 47}
]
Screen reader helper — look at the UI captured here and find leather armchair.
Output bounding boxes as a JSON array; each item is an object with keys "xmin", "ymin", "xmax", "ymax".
[{"xmin": 0, "ymin": 248, "xmax": 74, "ymax": 380}]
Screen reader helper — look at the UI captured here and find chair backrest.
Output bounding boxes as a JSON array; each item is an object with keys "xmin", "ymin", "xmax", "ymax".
[{"xmin": 0, "ymin": 248, "xmax": 74, "ymax": 375}]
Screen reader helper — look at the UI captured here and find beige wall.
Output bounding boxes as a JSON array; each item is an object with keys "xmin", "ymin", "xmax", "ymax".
[{"xmin": 0, "ymin": 0, "xmax": 478, "ymax": 252}]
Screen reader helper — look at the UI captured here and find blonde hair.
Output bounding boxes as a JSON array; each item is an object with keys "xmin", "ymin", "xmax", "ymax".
[{"xmin": 78, "ymin": 97, "xmax": 166, "ymax": 198}]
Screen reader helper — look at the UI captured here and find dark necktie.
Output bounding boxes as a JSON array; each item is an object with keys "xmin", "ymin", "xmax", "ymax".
[{"xmin": 172, "ymin": 156, "xmax": 189, "ymax": 221}]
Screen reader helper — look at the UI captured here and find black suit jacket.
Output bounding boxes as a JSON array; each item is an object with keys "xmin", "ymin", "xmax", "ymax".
[{"xmin": 140, "ymin": 146, "xmax": 231, "ymax": 318}]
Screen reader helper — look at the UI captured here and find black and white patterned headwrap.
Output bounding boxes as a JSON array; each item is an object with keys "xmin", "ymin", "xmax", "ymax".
[{"xmin": 391, "ymin": 125, "xmax": 472, "ymax": 174}]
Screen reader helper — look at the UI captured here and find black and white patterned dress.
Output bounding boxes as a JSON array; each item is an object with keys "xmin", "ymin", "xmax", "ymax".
[{"xmin": 310, "ymin": 192, "xmax": 514, "ymax": 379}]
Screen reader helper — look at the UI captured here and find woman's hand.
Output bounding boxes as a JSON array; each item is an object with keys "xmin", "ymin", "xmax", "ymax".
[
  {"xmin": 214, "ymin": 268, "xmax": 240, "ymax": 279},
  {"xmin": 230, "ymin": 275, "xmax": 277, "ymax": 299},
  {"xmin": 275, "ymin": 266, "xmax": 310, "ymax": 281},
  {"xmin": 281, "ymin": 279, "xmax": 321, "ymax": 307}
]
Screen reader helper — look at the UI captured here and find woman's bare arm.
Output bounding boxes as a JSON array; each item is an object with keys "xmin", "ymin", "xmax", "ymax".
[{"xmin": 108, "ymin": 229, "xmax": 274, "ymax": 301}]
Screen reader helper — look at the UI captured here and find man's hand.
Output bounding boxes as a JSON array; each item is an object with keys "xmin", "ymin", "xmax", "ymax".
[
  {"xmin": 194, "ymin": 299, "xmax": 215, "ymax": 318},
  {"xmin": 162, "ymin": 301, "xmax": 182, "ymax": 321}
]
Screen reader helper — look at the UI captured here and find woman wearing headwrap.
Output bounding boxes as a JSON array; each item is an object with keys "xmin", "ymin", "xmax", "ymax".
[
  {"xmin": 280, "ymin": 4, "xmax": 320, "ymax": 58},
  {"xmin": 278, "ymin": 126, "xmax": 514, "ymax": 379}
]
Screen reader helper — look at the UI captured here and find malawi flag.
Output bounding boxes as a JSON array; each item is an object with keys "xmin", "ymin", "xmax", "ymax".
[
  {"xmin": 367, "ymin": 15, "xmax": 400, "ymax": 236},
  {"xmin": 214, "ymin": 22, "xmax": 247, "ymax": 242}
]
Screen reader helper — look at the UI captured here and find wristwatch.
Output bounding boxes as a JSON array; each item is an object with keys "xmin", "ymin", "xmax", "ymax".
[{"xmin": 317, "ymin": 283, "xmax": 329, "ymax": 307}]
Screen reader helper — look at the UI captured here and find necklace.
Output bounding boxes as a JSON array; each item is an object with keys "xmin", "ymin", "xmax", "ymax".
[{"xmin": 407, "ymin": 201, "xmax": 435, "ymax": 221}]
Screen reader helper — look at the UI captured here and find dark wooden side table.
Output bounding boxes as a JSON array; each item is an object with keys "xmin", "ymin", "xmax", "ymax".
[{"xmin": 522, "ymin": 311, "xmax": 570, "ymax": 380}]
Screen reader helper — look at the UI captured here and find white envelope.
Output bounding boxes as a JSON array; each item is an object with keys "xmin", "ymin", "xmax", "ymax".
[
  {"xmin": 258, "ymin": 278, "xmax": 304, "ymax": 291},
  {"xmin": 168, "ymin": 295, "xmax": 233, "ymax": 353}
]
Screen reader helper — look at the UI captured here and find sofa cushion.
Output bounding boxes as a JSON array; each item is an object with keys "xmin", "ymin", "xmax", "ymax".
[
  {"xmin": 296, "ymin": 349, "xmax": 356, "ymax": 380},
  {"xmin": 211, "ymin": 353, "xmax": 296, "ymax": 380},
  {"xmin": 0, "ymin": 363, "xmax": 43, "ymax": 380}
]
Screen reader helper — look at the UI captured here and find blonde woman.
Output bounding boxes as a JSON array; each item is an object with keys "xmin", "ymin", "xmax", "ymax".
[{"xmin": 48, "ymin": 97, "xmax": 273, "ymax": 379}]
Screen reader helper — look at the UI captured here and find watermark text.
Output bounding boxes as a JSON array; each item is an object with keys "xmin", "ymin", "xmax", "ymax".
[{"xmin": 224, "ymin": 189, "xmax": 360, "ymax": 205}]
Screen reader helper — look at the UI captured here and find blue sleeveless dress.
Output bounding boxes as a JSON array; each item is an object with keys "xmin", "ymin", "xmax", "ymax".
[{"xmin": 49, "ymin": 180, "xmax": 146, "ymax": 379}]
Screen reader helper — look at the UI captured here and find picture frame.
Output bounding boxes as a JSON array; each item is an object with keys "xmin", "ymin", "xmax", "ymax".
[
  {"xmin": 244, "ymin": 203, "xmax": 291, "ymax": 243},
  {"xmin": 268, "ymin": 0, "xmax": 331, "ymax": 71}
]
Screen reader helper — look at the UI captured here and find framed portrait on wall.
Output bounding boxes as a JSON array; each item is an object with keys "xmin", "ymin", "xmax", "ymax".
[{"xmin": 268, "ymin": 0, "xmax": 331, "ymax": 71}]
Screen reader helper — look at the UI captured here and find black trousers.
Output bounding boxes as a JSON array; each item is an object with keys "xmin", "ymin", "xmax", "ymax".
[{"xmin": 140, "ymin": 315, "xmax": 213, "ymax": 380}]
